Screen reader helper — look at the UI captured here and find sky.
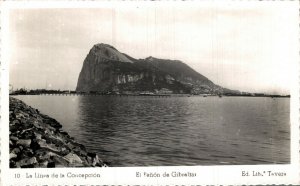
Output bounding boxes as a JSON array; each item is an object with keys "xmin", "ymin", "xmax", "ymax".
[{"xmin": 8, "ymin": 2, "xmax": 299, "ymax": 94}]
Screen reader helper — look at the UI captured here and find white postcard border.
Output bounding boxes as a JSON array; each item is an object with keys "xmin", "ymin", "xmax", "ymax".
[{"xmin": 1, "ymin": 1, "xmax": 299, "ymax": 185}]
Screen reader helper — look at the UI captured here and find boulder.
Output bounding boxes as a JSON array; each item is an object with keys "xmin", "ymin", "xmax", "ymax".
[
  {"xmin": 38, "ymin": 160, "xmax": 48, "ymax": 168},
  {"xmin": 17, "ymin": 139, "xmax": 31, "ymax": 147},
  {"xmin": 34, "ymin": 132, "xmax": 42, "ymax": 140},
  {"xmin": 36, "ymin": 139, "xmax": 62, "ymax": 152},
  {"xmin": 35, "ymin": 149, "xmax": 58, "ymax": 161},
  {"xmin": 10, "ymin": 136, "xmax": 19, "ymax": 141},
  {"xmin": 10, "ymin": 147, "xmax": 21, "ymax": 155},
  {"xmin": 16, "ymin": 157, "xmax": 37, "ymax": 167},
  {"xmin": 10, "ymin": 152, "xmax": 17, "ymax": 159},
  {"xmin": 64, "ymin": 153, "xmax": 83, "ymax": 164},
  {"xmin": 87, "ymin": 152, "xmax": 103, "ymax": 166},
  {"xmin": 9, "ymin": 97, "xmax": 107, "ymax": 168},
  {"xmin": 52, "ymin": 155, "xmax": 70, "ymax": 167}
]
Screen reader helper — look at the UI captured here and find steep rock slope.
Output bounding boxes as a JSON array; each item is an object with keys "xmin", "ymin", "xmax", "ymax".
[
  {"xmin": 142, "ymin": 56, "xmax": 223, "ymax": 94},
  {"xmin": 76, "ymin": 43, "xmax": 226, "ymax": 94}
]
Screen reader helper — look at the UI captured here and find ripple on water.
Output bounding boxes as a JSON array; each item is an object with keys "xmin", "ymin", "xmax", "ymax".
[{"xmin": 14, "ymin": 95, "xmax": 290, "ymax": 166}]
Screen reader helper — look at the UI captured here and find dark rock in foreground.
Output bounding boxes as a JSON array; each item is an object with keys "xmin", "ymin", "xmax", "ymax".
[{"xmin": 9, "ymin": 97, "xmax": 107, "ymax": 168}]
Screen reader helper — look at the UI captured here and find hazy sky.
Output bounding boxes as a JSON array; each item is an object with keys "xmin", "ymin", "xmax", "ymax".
[{"xmin": 8, "ymin": 2, "xmax": 298, "ymax": 94}]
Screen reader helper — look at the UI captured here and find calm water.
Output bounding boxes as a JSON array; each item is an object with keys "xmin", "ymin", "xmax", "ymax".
[{"xmin": 14, "ymin": 95, "xmax": 290, "ymax": 166}]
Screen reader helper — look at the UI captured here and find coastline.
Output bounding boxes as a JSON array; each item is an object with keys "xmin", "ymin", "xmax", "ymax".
[
  {"xmin": 9, "ymin": 97, "xmax": 107, "ymax": 168},
  {"xmin": 10, "ymin": 93, "xmax": 290, "ymax": 98}
]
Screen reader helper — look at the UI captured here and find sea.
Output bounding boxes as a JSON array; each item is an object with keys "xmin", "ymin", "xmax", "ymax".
[{"xmin": 13, "ymin": 95, "xmax": 290, "ymax": 166}]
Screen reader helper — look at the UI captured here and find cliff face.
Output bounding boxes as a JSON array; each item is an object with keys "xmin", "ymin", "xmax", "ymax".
[{"xmin": 76, "ymin": 43, "xmax": 227, "ymax": 94}]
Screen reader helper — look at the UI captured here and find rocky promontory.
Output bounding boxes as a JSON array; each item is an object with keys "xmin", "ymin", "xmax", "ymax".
[
  {"xmin": 9, "ymin": 97, "xmax": 107, "ymax": 168},
  {"xmin": 76, "ymin": 43, "xmax": 231, "ymax": 95}
]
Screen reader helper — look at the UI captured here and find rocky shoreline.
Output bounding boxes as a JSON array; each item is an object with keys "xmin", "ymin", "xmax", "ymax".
[{"xmin": 9, "ymin": 97, "xmax": 107, "ymax": 168}]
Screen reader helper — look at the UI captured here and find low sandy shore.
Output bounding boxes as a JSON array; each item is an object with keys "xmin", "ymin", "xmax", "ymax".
[{"xmin": 9, "ymin": 97, "xmax": 107, "ymax": 168}]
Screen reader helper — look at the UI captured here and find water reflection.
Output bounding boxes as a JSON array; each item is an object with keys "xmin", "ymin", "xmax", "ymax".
[
  {"xmin": 15, "ymin": 95, "xmax": 290, "ymax": 166},
  {"xmin": 74, "ymin": 96, "xmax": 290, "ymax": 166}
]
